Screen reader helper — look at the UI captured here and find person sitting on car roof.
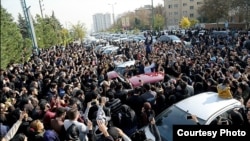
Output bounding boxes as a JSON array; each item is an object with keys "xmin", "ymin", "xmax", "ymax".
[{"xmin": 144, "ymin": 60, "xmax": 155, "ymax": 74}]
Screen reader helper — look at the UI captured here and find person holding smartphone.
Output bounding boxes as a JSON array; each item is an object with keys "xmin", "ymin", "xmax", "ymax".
[{"xmin": 186, "ymin": 114, "xmax": 200, "ymax": 125}]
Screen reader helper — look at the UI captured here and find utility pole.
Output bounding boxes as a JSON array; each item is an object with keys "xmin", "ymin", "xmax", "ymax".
[
  {"xmin": 20, "ymin": 0, "xmax": 38, "ymax": 55},
  {"xmin": 151, "ymin": 0, "xmax": 154, "ymax": 31},
  {"xmin": 39, "ymin": 0, "xmax": 44, "ymax": 19}
]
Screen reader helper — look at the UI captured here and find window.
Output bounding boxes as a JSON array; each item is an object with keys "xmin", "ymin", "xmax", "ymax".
[
  {"xmin": 183, "ymin": 3, "xmax": 187, "ymax": 6},
  {"xmin": 169, "ymin": 12, "xmax": 172, "ymax": 16},
  {"xmin": 190, "ymin": 0, "xmax": 194, "ymax": 1},
  {"xmin": 197, "ymin": 2, "xmax": 203, "ymax": 5},
  {"xmin": 183, "ymin": 11, "xmax": 187, "ymax": 15},
  {"xmin": 174, "ymin": 4, "xmax": 178, "ymax": 8},
  {"xmin": 174, "ymin": 12, "xmax": 178, "ymax": 15},
  {"xmin": 190, "ymin": 6, "xmax": 194, "ymax": 9},
  {"xmin": 190, "ymin": 13, "xmax": 194, "ymax": 17},
  {"xmin": 169, "ymin": 5, "xmax": 172, "ymax": 8}
]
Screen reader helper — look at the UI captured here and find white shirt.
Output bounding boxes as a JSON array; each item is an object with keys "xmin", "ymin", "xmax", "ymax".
[
  {"xmin": 144, "ymin": 63, "xmax": 155, "ymax": 73},
  {"xmin": 64, "ymin": 119, "xmax": 89, "ymax": 141}
]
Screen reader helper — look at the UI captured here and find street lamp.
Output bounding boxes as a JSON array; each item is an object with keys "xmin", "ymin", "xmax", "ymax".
[
  {"xmin": 20, "ymin": 0, "xmax": 38, "ymax": 55},
  {"xmin": 39, "ymin": 0, "xmax": 44, "ymax": 19},
  {"xmin": 151, "ymin": 0, "xmax": 154, "ymax": 30},
  {"xmin": 108, "ymin": 3, "xmax": 116, "ymax": 25}
]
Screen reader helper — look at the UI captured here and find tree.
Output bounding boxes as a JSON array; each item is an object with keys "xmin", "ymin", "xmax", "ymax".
[
  {"xmin": 60, "ymin": 28, "xmax": 71, "ymax": 46},
  {"xmin": 17, "ymin": 13, "xmax": 32, "ymax": 59},
  {"xmin": 230, "ymin": 0, "xmax": 250, "ymax": 27},
  {"xmin": 180, "ymin": 17, "xmax": 191, "ymax": 29},
  {"xmin": 34, "ymin": 12, "xmax": 64, "ymax": 48},
  {"xmin": 190, "ymin": 19, "xmax": 199, "ymax": 28},
  {"xmin": 198, "ymin": 0, "xmax": 230, "ymax": 23},
  {"xmin": 154, "ymin": 4, "xmax": 166, "ymax": 28},
  {"xmin": 153, "ymin": 14, "xmax": 164, "ymax": 31},
  {"xmin": 34, "ymin": 14, "xmax": 46, "ymax": 48},
  {"xmin": 1, "ymin": 6, "xmax": 24, "ymax": 68},
  {"xmin": 135, "ymin": 7, "xmax": 151, "ymax": 30},
  {"xmin": 154, "ymin": 4, "xmax": 165, "ymax": 15},
  {"xmin": 17, "ymin": 13, "xmax": 29, "ymax": 39},
  {"xmin": 70, "ymin": 21, "xmax": 87, "ymax": 43}
]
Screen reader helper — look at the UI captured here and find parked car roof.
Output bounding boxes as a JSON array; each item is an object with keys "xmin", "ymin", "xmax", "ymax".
[
  {"xmin": 143, "ymin": 91, "xmax": 242, "ymax": 141},
  {"xmin": 116, "ymin": 60, "xmax": 135, "ymax": 68},
  {"xmin": 158, "ymin": 35, "xmax": 182, "ymax": 43},
  {"xmin": 175, "ymin": 91, "xmax": 241, "ymax": 121},
  {"xmin": 128, "ymin": 72, "xmax": 164, "ymax": 88},
  {"xmin": 107, "ymin": 71, "xmax": 164, "ymax": 88}
]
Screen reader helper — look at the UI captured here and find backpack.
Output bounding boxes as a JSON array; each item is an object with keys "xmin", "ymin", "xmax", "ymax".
[
  {"xmin": 130, "ymin": 130, "xmax": 147, "ymax": 141},
  {"xmin": 65, "ymin": 123, "xmax": 80, "ymax": 141}
]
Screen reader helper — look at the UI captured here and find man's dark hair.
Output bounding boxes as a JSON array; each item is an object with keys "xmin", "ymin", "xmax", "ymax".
[
  {"xmin": 55, "ymin": 107, "xmax": 66, "ymax": 117},
  {"xmin": 91, "ymin": 92, "xmax": 98, "ymax": 100},
  {"xmin": 144, "ymin": 83, "xmax": 151, "ymax": 91},
  {"xmin": 106, "ymin": 91, "xmax": 114, "ymax": 99},
  {"xmin": 67, "ymin": 108, "xmax": 79, "ymax": 120},
  {"xmin": 50, "ymin": 82, "xmax": 57, "ymax": 88},
  {"xmin": 69, "ymin": 97, "xmax": 78, "ymax": 106}
]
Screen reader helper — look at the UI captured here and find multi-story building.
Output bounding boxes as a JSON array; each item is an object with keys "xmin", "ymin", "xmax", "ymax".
[
  {"xmin": 93, "ymin": 13, "xmax": 111, "ymax": 32},
  {"xmin": 164, "ymin": 0, "xmax": 204, "ymax": 28}
]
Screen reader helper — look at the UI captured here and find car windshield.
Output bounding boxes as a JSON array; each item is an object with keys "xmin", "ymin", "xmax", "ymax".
[
  {"xmin": 103, "ymin": 49, "xmax": 112, "ymax": 54},
  {"xmin": 114, "ymin": 67, "xmax": 125, "ymax": 75},
  {"xmin": 159, "ymin": 36, "xmax": 169, "ymax": 41},
  {"xmin": 169, "ymin": 35, "xmax": 179, "ymax": 40},
  {"xmin": 155, "ymin": 105, "xmax": 206, "ymax": 141}
]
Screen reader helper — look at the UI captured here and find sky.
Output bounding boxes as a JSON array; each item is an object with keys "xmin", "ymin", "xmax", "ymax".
[{"xmin": 1, "ymin": 0, "xmax": 164, "ymax": 32}]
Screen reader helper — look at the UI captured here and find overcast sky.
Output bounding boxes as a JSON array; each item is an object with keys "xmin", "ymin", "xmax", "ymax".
[{"xmin": 1, "ymin": 0, "xmax": 164, "ymax": 31}]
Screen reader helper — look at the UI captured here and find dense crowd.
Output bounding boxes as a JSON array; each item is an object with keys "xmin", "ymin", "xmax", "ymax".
[{"xmin": 0, "ymin": 29, "xmax": 250, "ymax": 141}]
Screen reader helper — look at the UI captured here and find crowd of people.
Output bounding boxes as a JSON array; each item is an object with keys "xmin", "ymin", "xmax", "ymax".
[{"xmin": 0, "ymin": 28, "xmax": 250, "ymax": 141}]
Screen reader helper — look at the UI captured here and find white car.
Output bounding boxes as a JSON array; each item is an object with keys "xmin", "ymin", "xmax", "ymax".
[
  {"xmin": 102, "ymin": 47, "xmax": 119, "ymax": 55},
  {"xmin": 198, "ymin": 30, "xmax": 206, "ymax": 36},
  {"xmin": 158, "ymin": 35, "xmax": 182, "ymax": 44},
  {"xmin": 143, "ymin": 92, "xmax": 242, "ymax": 141},
  {"xmin": 99, "ymin": 45, "xmax": 114, "ymax": 53},
  {"xmin": 113, "ymin": 60, "xmax": 136, "ymax": 75}
]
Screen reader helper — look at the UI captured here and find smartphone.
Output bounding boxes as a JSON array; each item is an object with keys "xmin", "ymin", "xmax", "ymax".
[{"xmin": 186, "ymin": 115, "xmax": 192, "ymax": 119}]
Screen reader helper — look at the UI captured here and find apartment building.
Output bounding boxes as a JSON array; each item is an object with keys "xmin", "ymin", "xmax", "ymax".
[
  {"xmin": 164, "ymin": 0, "xmax": 204, "ymax": 27},
  {"xmin": 93, "ymin": 13, "xmax": 112, "ymax": 32}
]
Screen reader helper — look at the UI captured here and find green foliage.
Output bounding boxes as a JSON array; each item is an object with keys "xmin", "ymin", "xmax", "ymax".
[
  {"xmin": 61, "ymin": 28, "xmax": 71, "ymax": 46},
  {"xmin": 34, "ymin": 13, "xmax": 64, "ymax": 48},
  {"xmin": 1, "ymin": 6, "xmax": 24, "ymax": 69},
  {"xmin": 198, "ymin": 0, "xmax": 230, "ymax": 23},
  {"xmin": 18, "ymin": 13, "xmax": 29, "ymax": 39},
  {"xmin": 70, "ymin": 21, "xmax": 87, "ymax": 42},
  {"xmin": 190, "ymin": 19, "xmax": 199, "ymax": 27},
  {"xmin": 153, "ymin": 14, "xmax": 164, "ymax": 31}
]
